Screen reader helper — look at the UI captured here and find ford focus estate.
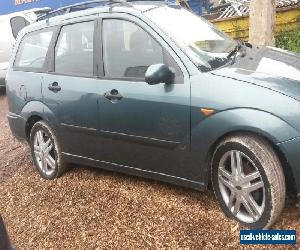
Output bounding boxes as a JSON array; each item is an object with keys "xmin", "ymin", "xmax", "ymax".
[{"xmin": 6, "ymin": 0, "xmax": 300, "ymax": 229}]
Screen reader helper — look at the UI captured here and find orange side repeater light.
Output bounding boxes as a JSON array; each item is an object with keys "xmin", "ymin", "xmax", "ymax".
[{"xmin": 200, "ymin": 108, "xmax": 215, "ymax": 117}]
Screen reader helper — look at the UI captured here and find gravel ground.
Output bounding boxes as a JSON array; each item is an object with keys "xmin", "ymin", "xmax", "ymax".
[{"xmin": 0, "ymin": 90, "xmax": 299, "ymax": 249}]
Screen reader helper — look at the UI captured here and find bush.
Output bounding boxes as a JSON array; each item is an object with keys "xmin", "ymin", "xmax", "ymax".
[{"xmin": 275, "ymin": 28, "xmax": 300, "ymax": 53}]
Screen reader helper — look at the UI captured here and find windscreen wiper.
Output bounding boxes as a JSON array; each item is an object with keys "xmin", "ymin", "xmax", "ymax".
[
  {"xmin": 227, "ymin": 39, "xmax": 247, "ymax": 63},
  {"xmin": 227, "ymin": 41, "xmax": 241, "ymax": 59}
]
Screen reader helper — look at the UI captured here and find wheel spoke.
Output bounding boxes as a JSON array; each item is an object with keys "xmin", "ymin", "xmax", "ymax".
[
  {"xmin": 45, "ymin": 142, "xmax": 53, "ymax": 153},
  {"xmin": 233, "ymin": 196, "xmax": 241, "ymax": 215},
  {"xmin": 246, "ymin": 180, "xmax": 264, "ymax": 193},
  {"xmin": 230, "ymin": 151, "xmax": 237, "ymax": 175},
  {"xmin": 219, "ymin": 168, "xmax": 232, "ymax": 180},
  {"xmin": 36, "ymin": 131, "xmax": 44, "ymax": 145},
  {"xmin": 34, "ymin": 150, "xmax": 42, "ymax": 159},
  {"xmin": 241, "ymin": 195, "xmax": 257, "ymax": 220},
  {"xmin": 46, "ymin": 155, "xmax": 56, "ymax": 169},
  {"xmin": 45, "ymin": 138, "xmax": 51, "ymax": 147},
  {"xmin": 42, "ymin": 157, "xmax": 48, "ymax": 173},
  {"xmin": 231, "ymin": 151, "xmax": 243, "ymax": 176},
  {"xmin": 219, "ymin": 175, "xmax": 235, "ymax": 190},
  {"xmin": 34, "ymin": 136, "xmax": 39, "ymax": 147},
  {"xmin": 245, "ymin": 194, "xmax": 261, "ymax": 217},
  {"xmin": 228, "ymin": 191, "xmax": 236, "ymax": 210},
  {"xmin": 235, "ymin": 151, "xmax": 243, "ymax": 176},
  {"xmin": 243, "ymin": 170, "xmax": 260, "ymax": 183}
]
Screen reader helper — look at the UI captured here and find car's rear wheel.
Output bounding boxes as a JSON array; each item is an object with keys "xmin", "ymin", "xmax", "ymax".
[
  {"xmin": 211, "ymin": 134, "xmax": 286, "ymax": 229},
  {"xmin": 29, "ymin": 121, "xmax": 66, "ymax": 179}
]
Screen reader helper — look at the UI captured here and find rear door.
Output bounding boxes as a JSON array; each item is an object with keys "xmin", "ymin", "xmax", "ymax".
[
  {"xmin": 97, "ymin": 14, "xmax": 191, "ymax": 179},
  {"xmin": 42, "ymin": 17, "xmax": 104, "ymax": 160}
]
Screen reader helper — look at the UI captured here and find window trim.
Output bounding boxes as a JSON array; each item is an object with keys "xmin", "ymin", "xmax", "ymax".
[
  {"xmin": 98, "ymin": 16, "xmax": 184, "ymax": 84},
  {"xmin": 13, "ymin": 27, "xmax": 56, "ymax": 73},
  {"xmin": 48, "ymin": 20, "xmax": 97, "ymax": 78}
]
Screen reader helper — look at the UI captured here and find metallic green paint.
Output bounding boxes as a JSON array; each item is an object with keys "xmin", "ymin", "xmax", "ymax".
[{"xmin": 5, "ymin": 5, "xmax": 300, "ymax": 196}]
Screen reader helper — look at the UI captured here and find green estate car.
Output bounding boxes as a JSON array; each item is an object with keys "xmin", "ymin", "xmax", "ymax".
[{"xmin": 6, "ymin": 0, "xmax": 300, "ymax": 229}]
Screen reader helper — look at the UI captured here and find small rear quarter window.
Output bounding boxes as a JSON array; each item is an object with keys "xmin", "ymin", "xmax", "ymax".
[
  {"xmin": 14, "ymin": 30, "xmax": 53, "ymax": 69},
  {"xmin": 10, "ymin": 16, "xmax": 30, "ymax": 39}
]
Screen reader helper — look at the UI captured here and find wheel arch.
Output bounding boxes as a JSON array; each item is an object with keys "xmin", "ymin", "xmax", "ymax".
[
  {"xmin": 21, "ymin": 100, "xmax": 59, "ymax": 141},
  {"xmin": 25, "ymin": 115, "xmax": 43, "ymax": 140},
  {"xmin": 206, "ymin": 130, "xmax": 297, "ymax": 193},
  {"xmin": 189, "ymin": 108, "xmax": 299, "ymax": 192}
]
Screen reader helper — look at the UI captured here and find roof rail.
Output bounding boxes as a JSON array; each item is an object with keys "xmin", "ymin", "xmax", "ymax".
[{"xmin": 37, "ymin": 0, "xmax": 133, "ymax": 21}]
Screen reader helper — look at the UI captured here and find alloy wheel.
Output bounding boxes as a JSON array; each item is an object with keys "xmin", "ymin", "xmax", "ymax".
[
  {"xmin": 218, "ymin": 150, "xmax": 265, "ymax": 223},
  {"xmin": 33, "ymin": 129, "xmax": 56, "ymax": 176}
]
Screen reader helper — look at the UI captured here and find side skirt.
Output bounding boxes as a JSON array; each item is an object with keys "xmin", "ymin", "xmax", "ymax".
[{"xmin": 62, "ymin": 152, "xmax": 206, "ymax": 191}]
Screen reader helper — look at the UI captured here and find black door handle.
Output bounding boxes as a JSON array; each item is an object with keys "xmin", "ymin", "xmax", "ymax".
[
  {"xmin": 104, "ymin": 89, "xmax": 123, "ymax": 103},
  {"xmin": 48, "ymin": 82, "xmax": 61, "ymax": 92}
]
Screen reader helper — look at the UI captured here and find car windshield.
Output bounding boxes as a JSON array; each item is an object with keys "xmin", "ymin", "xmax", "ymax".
[{"xmin": 144, "ymin": 6, "xmax": 238, "ymax": 70}]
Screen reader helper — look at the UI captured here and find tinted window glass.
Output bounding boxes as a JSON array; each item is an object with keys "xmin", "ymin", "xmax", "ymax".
[
  {"xmin": 103, "ymin": 19, "xmax": 164, "ymax": 78},
  {"xmin": 55, "ymin": 22, "xmax": 94, "ymax": 76},
  {"xmin": 10, "ymin": 16, "xmax": 29, "ymax": 38},
  {"xmin": 14, "ymin": 30, "xmax": 53, "ymax": 69}
]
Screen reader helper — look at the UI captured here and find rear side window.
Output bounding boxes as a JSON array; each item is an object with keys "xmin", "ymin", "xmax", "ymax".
[
  {"xmin": 14, "ymin": 30, "xmax": 53, "ymax": 69},
  {"xmin": 55, "ymin": 21, "xmax": 94, "ymax": 76},
  {"xmin": 10, "ymin": 16, "xmax": 30, "ymax": 39}
]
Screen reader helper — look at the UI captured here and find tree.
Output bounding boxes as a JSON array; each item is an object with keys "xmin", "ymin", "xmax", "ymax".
[{"xmin": 249, "ymin": 0, "xmax": 276, "ymax": 46}]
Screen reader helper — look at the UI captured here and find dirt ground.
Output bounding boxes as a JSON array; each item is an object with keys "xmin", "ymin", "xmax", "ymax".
[{"xmin": 0, "ymin": 90, "xmax": 299, "ymax": 249}]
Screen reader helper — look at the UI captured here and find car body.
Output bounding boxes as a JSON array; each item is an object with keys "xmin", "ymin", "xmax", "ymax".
[
  {"xmin": 6, "ymin": 1, "xmax": 300, "ymax": 229},
  {"xmin": 0, "ymin": 8, "xmax": 51, "ymax": 88}
]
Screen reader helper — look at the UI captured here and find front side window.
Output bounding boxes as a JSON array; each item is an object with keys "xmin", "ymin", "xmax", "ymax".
[
  {"xmin": 102, "ymin": 19, "xmax": 165, "ymax": 79},
  {"xmin": 10, "ymin": 16, "xmax": 30, "ymax": 39},
  {"xmin": 14, "ymin": 30, "xmax": 53, "ymax": 69},
  {"xmin": 55, "ymin": 21, "xmax": 94, "ymax": 76}
]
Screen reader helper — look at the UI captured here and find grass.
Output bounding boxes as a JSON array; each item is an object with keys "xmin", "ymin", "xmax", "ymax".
[{"xmin": 275, "ymin": 27, "xmax": 300, "ymax": 53}]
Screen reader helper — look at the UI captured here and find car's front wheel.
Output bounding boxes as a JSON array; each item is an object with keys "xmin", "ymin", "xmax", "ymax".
[
  {"xmin": 29, "ymin": 121, "xmax": 66, "ymax": 179},
  {"xmin": 211, "ymin": 134, "xmax": 286, "ymax": 229}
]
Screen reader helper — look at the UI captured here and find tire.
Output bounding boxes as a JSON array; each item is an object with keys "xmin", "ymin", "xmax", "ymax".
[
  {"xmin": 211, "ymin": 134, "xmax": 286, "ymax": 229},
  {"xmin": 29, "ymin": 120, "xmax": 67, "ymax": 179}
]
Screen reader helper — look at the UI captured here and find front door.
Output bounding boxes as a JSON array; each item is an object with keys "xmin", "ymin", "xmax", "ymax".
[{"xmin": 98, "ymin": 17, "xmax": 191, "ymax": 179}]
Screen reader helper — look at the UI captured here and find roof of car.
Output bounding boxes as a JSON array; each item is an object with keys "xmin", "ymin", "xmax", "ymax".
[
  {"xmin": 20, "ymin": 0, "xmax": 168, "ymax": 34},
  {"xmin": 37, "ymin": 0, "xmax": 167, "ymax": 21}
]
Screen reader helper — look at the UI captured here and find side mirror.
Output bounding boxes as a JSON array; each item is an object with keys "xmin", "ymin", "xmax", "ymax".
[{"xmin": 145, "ymin": 64, "xmax": 175, "ymax": 85}]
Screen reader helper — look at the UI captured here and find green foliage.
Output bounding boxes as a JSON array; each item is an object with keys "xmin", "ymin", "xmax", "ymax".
[{"xmin": 275, "ymin": 27, "xmax": 300, "ymax": 53}]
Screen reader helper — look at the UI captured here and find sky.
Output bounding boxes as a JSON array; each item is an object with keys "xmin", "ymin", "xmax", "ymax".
[{"xmin": 0, "ymin": 0, "xmax": 85, "ymax": 15}]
